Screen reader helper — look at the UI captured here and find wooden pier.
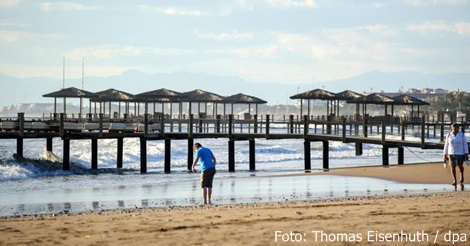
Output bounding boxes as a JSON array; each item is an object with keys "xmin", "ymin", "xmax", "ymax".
[{"xmin": 0, "ymin": 112, "xmax": 468, "ymax": 173}]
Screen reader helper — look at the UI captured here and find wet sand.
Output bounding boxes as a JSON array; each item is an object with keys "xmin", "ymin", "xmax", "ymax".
[{"xmin": 1, "ymin": 162, "xmax": 469, "ymax": 246}]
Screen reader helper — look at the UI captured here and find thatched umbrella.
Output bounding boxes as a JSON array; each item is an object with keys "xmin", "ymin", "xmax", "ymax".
[
  {"xmin": 135, "ymin": 88, "xmax": 181, "ymax": 117},
  {"xmin": 346, "ymin": 93, "xmax": 396, "ymax": 116},
  {"xmin": 392, "ymin": 94, "xmax": 430, "ymax": 118},
  {"xmin": 290, "ymin": 89, "xmax": 337, "ymax": 117},
  {"xmin": 223, "ymin": 93, "xmax": 267, "ymax": 116},
  {"xmin": 335, "ymin": 90, "xmax": 363, "ymax": 116},
  {"xmin": 91, "ymin": 88, "xmax": 135, "ymax": 117},
  {"xmin": 180, "ymin": 89, "xmax": 225, "ymax": 117},
  {"xmin": 43, "ymin": 87, "xmax": 95, "ymax": 116}
]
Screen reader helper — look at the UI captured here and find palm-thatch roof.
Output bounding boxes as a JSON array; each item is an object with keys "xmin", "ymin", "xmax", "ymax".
[
  {"xmin": 180, "ymin": 89, "xmax": 224, "ymax": 102},
  {"xmin": 134, "ymin": 88, "xmax": 181, "ymax": 102},
  {"xmin": 392, "ymin": 94, "xmax": 430, "ymax": 106},
  {"xmin": 346, "ymin": 93, "xmax": 396, "ymax": 105},
  {"xmin": 90, "ymin": 88, "xmax": 134, "ymax": 102},
  {"xmin": 335, "ymin": 90, "xmax": 363, "ymax": 100},
  {"xmin": 223, "ymin": 93, "xmax": 267, "ymax": 104},
  {"xmin": 43, "ymin": 87, "xmax": 95, "ymax": 98},
  {"xmin": 289, "ymin": 89, "xmax": 336, "ymax": 100}
]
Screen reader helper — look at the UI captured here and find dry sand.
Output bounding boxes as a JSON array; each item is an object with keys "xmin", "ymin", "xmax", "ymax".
[{"xmin": 1, "ymin": 163, "xmax": 469, "ymax": 246}]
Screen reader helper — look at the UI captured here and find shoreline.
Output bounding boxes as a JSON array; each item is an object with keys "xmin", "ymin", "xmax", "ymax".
[{"xmin": 1, "ymin": 192, "xmax": 469, "ymax": 245}]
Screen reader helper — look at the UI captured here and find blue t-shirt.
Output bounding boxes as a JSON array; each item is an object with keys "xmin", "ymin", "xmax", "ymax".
[{"xmin": 196, "ymin": 147, "xmax": 215, "ymax": 171}]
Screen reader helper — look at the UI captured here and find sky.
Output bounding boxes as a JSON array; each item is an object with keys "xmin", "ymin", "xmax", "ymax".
[{"xmin": 1, "ymin": 0, "xmax": 470, "ymax": 85}]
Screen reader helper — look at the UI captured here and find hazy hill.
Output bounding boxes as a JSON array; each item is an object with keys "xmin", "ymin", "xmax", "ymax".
[{"xmin": 1, "ymin": 70, "xmax": 469, "ymax": 107}]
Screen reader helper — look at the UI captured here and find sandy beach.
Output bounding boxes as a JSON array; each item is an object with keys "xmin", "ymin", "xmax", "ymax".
[{"xmin": 1, "ymin": 162, "xmax": 469, "ymax": 246}]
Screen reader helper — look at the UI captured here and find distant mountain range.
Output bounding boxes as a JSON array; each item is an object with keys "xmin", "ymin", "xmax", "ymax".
[{"xmin": 2, "ymin": 70, "xmax": 469, "ymax": 107}]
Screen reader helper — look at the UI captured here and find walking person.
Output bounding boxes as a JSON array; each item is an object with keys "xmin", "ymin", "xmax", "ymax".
[
  {"xmin": 443, "ymin": 122, "xmax": 469, "ymax": 190},
  {"xmin": 192, "ymin": 142, "xmax": 217, "ymax": 205}
]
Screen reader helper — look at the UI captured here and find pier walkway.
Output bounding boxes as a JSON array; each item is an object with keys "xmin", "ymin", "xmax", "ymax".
[{"xmin": 0, "ymin": 112, "xmax": 467, "ymax": 173}]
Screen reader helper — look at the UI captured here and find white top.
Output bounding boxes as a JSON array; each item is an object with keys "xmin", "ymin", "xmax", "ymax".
[{"xmin": 443, "ymin": 131, "xmax": 469, "ymax": 155}]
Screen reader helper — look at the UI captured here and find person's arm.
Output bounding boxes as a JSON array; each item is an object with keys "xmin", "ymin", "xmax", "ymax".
[
  {"xmin": 212, "ymin": 152, "xmax": 216, "ymax": 165},
  {"xmin": 192, "ymin": 156, "xmax": 199, "ymax": 173},
  {"xmin": 463, "ymin": 134, "xmax": 469, "ymax": 159},
  {"xmin": 443, "ymin": 133, "xmax": 449, "ymax": 161}
]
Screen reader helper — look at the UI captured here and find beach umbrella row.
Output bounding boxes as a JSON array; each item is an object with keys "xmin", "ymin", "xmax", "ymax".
[
  {"xmin": 290, "ymin": 89, "xmax": 430, "ymax": 118},
  {"xmin": 42, "ymin": 87, "xmax": 268, "ymax": 117}
]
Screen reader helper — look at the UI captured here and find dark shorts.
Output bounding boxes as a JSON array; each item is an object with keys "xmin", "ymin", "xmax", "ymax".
[
  {"xmin": 200, "ymin": 168, "xmax": 216, "ymax": 188},
  {"xmin": 449, "ymin": 155, "xmax": 465, "ymax": 168}
]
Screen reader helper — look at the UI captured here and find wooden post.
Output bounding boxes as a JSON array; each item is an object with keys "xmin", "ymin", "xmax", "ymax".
[
  {"xmin": 165, "ymin": 138, "xmax": 171, "ymax": 173},
  {"xmin": 249, "ymin": 139, "xmax": 255, "ymax": 171},
  {"xmin": 216, "ymin": 115, "xmax": 221, "ymax": 133},
  {"xmin": 140, "ymin": 138, "xmax": 147, "ymax": 173},
  {"xmin": 265, "ymin": 114, "xmax": 270, "ymax": 138},
  {"xmin": 18, "ymin": 112, "xmax": 24, "ymax": 137},
  {"xmin": 342, "ymin": 117, "xmax": 346, "ymax": 142},
  {"xmin": 322, "ymin": 140, "xmax": 329, "ymax": 169},
  {"xmin": 253, "ymin": 115, "xmax": 258, "ymax": 134},
  {"xmin": 46, "ymin": 138, "xmax": 53, "ymax": 152},
  {"xmin": 363, "ymin": 117, "xmax": 368, "ymax": 138},
  {"xmin": 91, "ymin": 138, "xmax": 98, "ymax": 169},
  {"xmin": 303, "ymin": 115, "xmax": 309, "ymax": 137},
  {"xmin": 440, "ymin": 122, "xmax": 444, "ymax": 142},
  {"xmin": 304, "ymin": 140, "xmax": 311, "ymax": 170},
  {"xmin": 398, "ymin": 147, "xmax": 404, "ymax": 165},
  {"xmin": 16, "ymin": 138, "xmax": 23, "ymax": 157},
  {"xmin": 228, "ymin": 139, "xmax": 235, "ymax": 172},
  {"xmin": 421, "ymin": 116, "xmax": 425, "ymax": 148},
  {"xmin": 144, "ymin": 113, "xmax": 149, "ymax": 137},
  {"xmin": 289, "ymin": 114, "xmax": 294, "ymax": 134},
  {"xmin": 228, "ymin": 114, "xmax": 233, "ymax": 138},
  {"xmin": 98, "ymin": 113, "xmax": 103, "ymax": 138},
  {"xmin": 63, "ymin": 139, "xmax": 70, "ymax": 170},
  {"xmin": 117, "ymin": 138, "xmax": 123, "ymax": 168},
  {"xmin": 382, "ymin": 146, "xmax": 389, "ymax": 166},
  {"xmin": 187, "ymin": 138, "xmax": 194, "ymax": 171},
  {"xmin": 401, "ymin": 119, "xmax": 406, "ymax": 141},
  {"xmin": 355, "ymin": 143, "xmax": 363, "ymax": 156},
  {"xmin": 188, "ymin": 114, "xmax": 194, "ymax": 138},
  {"xmin": 381, "ymin": 120, "xmax": 386, "ymax": 145},
  {"xmin": 60, "ymin": 113, "xmax": 65, "ymax": 137}
]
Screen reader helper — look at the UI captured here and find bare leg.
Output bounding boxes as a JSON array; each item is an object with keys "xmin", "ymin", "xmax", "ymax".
[
  {"xmin": 459, "ymin": 164, "xmax": 464, "ymax": 183},
  {"xmin": 451, "ymin": 166, "xmax": 457, "ymax": 187},
  {"xmin": 207, "ymin": 188, "xmax": 212, "ymax": 204},
  {"xmin": 202, "ymin": 188, "xmax": 208, "ymax": 205}
]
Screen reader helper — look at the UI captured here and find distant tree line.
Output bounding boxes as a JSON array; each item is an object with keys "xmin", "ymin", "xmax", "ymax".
[{"xmin": 427, "ymin": 91, "xmax": 470, "ymax": 112}]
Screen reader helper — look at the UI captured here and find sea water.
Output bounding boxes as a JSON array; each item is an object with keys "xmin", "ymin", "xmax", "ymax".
[{"xmin": 0, "ymin": 128, "xmax": 446, "ymax": 217}]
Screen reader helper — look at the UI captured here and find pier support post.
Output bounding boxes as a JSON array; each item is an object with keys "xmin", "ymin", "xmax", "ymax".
[
  {"xmin": 91, "ymin": 138, "xmax": 98, "ymax": 169},
  {"xmin": 398, "ymin": 147, "xmax": 404, "ymax": 165},
  {"xmin": 304, "ymin": 140, "xmax": 311, "ymax": 170},
  {"xmin": 16, "ymin": 138, "xmax": 23, "ymax": 157},
  {"xmin": 289, "ymin": 114, "xmax": 294, "ymax": 134},
  {"xmin": 322, "ymin": 140, "xmax": 329, "ymax": 169},
  {"xmin": 46, "ymin": 138, "xmax": 53, "ymax": 152},
  {"xmin": 382, "ymin": 146, "xmax": 389, "ymax": 166},
  {"xmin": 249, "ymin": 139, "xmax": 255, "ymax": 171},
  {"xmin": 187, "ymin": 138, "xmax": 194, "ymax": 171},
  {"xmin": 165, "ymin": 138, "xmax": 171, "ymax": 173},
  {"xmin": 355, "ymin": 143, "xmax": 363, "ymax": 156},
  {"xmin": 140, "ymin": 138, "xmax": 147, "ymax": 173},
  {"xmin": 63, "ymin": 139, "xmax": 70, "ymax": 170},
  {"xmin": 228, "ymin": 139, "xmax": 235, "ymax": 172},
  {"xmin": 421, "ymin": 116, "xmax": 426, "ymax": 148},
  {"xmin": 265, "ymin": 114, "xmax": 270, "ymax": 138},
  {"xmin": 216, "ymin": 115, "xmax": 221, "ymax": 133},
  {"xmin": 254, "ymin": 115, "xmax": 258, "ymax": 134},
  {"xmin": 117, "ymin": 138, "xmax": 123, "ymax": 168}
]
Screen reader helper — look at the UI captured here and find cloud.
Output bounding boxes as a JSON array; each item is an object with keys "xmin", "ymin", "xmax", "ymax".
[
  {"xmin": 65, "ymin": 45, "xmax": 142, "ymax": 59},
  {"xmin": 0, "ymin": 30, "xmax": 61, "ymax": 43},
  {"xmin": 40, "ymin": 2, "xmax": 98, "ymax": 11},
  {"xmin": 0, "ymin": 0, "xmax": 19, "ymax": 8},
  {"xmin": 0, "ymin": 22, "xmax": 29, "ymax": 28},
  {"xmin": 408, "ymin": 21, "xmax": 470, "ymax": 35},
  {"xmin": 137, "ymin": 5, "xmax": 204, "ymax": 16},
  {"xmin": 264, "ymin": 0, "xmax": 317, "ymax": 8},
  {"xmin": 194, "ymin": 30, "xmax": 255, "ymax": 42},
  {"xmin": 406, "ymin": 0, "xmax": 468, "ymax": 6}
]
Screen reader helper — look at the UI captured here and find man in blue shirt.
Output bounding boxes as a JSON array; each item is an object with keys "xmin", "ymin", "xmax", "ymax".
[{"xmin": 192, "ymin": 142, "xmax": 217, "ymax": 205}]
